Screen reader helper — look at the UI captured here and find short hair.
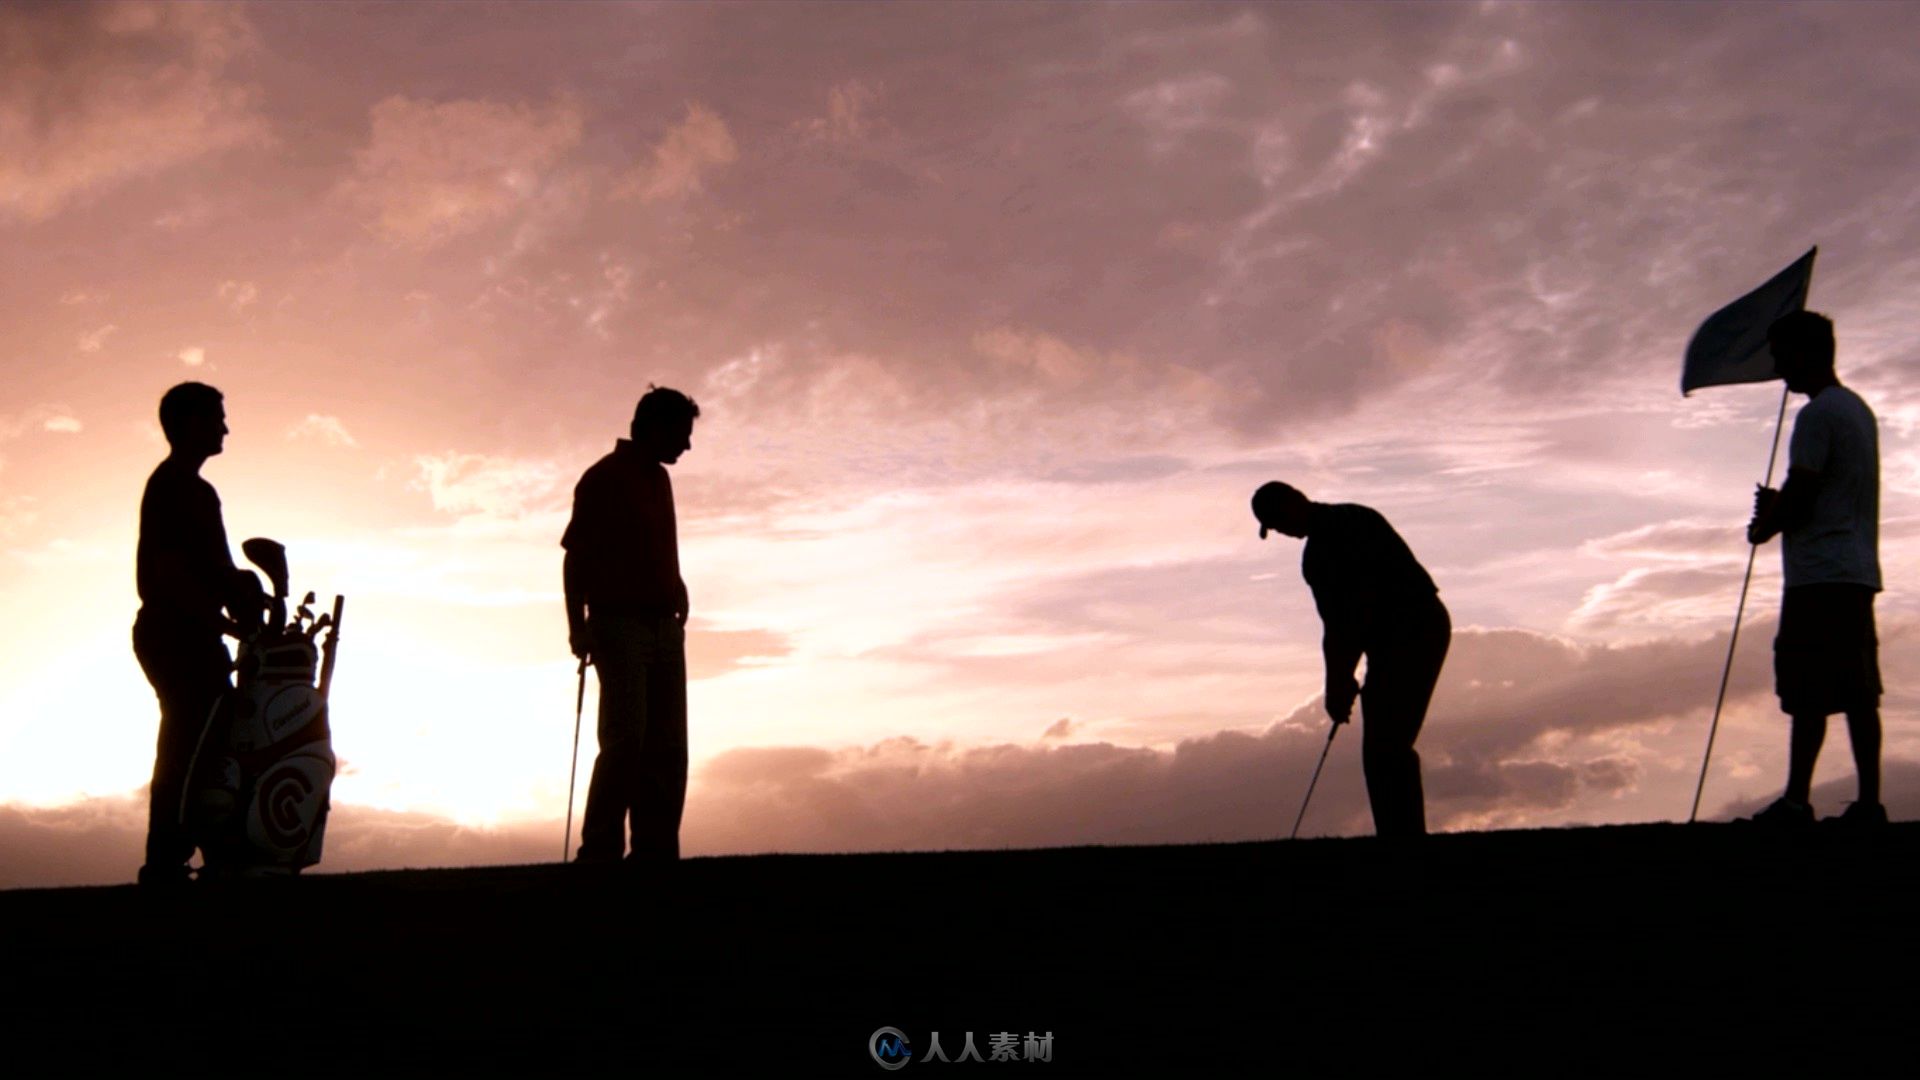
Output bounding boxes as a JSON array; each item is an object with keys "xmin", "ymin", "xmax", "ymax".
[
  {"xmin": 632, "ymin": 385, "xmax": 700, "ymax": 432},
  {"xmin": 158, "ymin": 382, "xmax": 223, "ymax": 445},
  {"xmin": 1768, "ymin": 310, "xmax": 1835, "ymax": 369},
  {"xmin": 1252, "ymin": 481, "xmax": 1307, "ymax": 518}
]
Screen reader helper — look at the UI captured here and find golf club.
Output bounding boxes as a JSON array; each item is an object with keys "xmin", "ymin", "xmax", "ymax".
[
  {"xmin": 1290, "ymin": 722, "xmax": 1341, "ymax": 840},
  {"xmin": 563, "ymin": 656, "xmax": 588, "ymax": 862}
]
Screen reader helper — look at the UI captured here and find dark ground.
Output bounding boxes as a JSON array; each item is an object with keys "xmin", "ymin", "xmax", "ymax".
[{"xmin": 4, "ymin": 824, "xmax": 1916, "ymax": 1075}]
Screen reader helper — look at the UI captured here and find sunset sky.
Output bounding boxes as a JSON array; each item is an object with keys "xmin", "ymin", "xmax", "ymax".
[{"xmin": 6, "ymin": 1, "xmax": 1920, "ymax": 887}]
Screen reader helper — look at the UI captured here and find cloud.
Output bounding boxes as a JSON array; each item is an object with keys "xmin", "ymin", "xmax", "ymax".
[
  {"xmin": 614, "ymin": 103, "xmax": 738, "ymax": 202},
  {"xmin": 0, "ymin": 795, "xmax": 558, "ymax": 889},
  {"xmin": 2, "ymin": 606, "xmax": 1913, "ymax": 888},
  {"xmin": 7, "ymin": 749, "xmax": 1917, "ymax": 890},
  {"xmin": 0, "ymin": 795, "xmax": 147, "ymax": 888},
  {"xmin": 1123, "ymin": 73, "xmax": 1233, "ymax": 155},
  {"xmin": 412, "ymin": 452, "xmax": 562, "ymax": 519},
  {"xmin": 177, "ymin": 345, "xmax": 205, "ymax": 367},
  {"xmin": 686, "ymin": 625, "xmax": 792, "ymax": 681},
  {"xmin": 1718, "ymin": 760, "xmax": 1920, "ymax": 822},
  {"xmin": 287, "ymin": 413, "xmax": 359, "ymax": 448},
  {"xmin": 216, "ymin": 279, "xmax": 258, "ymax": 311},
  {"xmin": 1570, "ymin": 565, "xmax": 1752, "ymax": 634},
  {"xmin": 798, "ymin": 80, "xmax": 883, "ymax": 145},
  {"xmin": 688, "ymin": 621, "xmax": 1822, "ymax": 852},
  {"xmin": 0, "ymin": 1, "xmax": 268, "ymax": 223},
  {"xmin": 341, "ymin": 94, "xmax": 585, "ymax": 246},
  {"xmin": 1580, "ymin": 519, "xmax": 1744, "ymax": 562},
  {"xmin": 5, "ymin": 537, "xmax": 116, "ymax": 570},
  {"xmin": 580, "ymin": 257, "xmax": 634, "ymax": 339},
  {"xmin": 0, "ymin": 405, "xmax": 83, "ymax": 440},
  {"xmin": 76, "ymin": 324, "xmax": 117, "ymax": 352}
]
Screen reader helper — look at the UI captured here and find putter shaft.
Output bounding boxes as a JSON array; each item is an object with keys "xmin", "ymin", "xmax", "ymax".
[{"xmin": 1290, "ymin": 723, "xmax": 1340, "ymax": 840}]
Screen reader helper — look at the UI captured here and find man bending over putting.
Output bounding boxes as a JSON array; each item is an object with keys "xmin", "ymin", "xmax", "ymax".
[{"xmin": 1254, "ymin": 482, "xmax": 1451, "ymax": 838}]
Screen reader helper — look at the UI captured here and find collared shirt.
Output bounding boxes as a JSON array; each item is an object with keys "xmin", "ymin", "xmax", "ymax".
[
  {"xmin": 1302, "ymin": 503, "xmax": 1439, "ymax": 647},
  {"xmin": 561, "ymin": 439, "xmax": 681, "ymax": 617},
  {"xmin": 1785, "ymin": 384, "xmax": 1881, "ymax": 591},
  {"xmin": 136, "ymin": 457, "xmax": 236, "ymax": 632}
]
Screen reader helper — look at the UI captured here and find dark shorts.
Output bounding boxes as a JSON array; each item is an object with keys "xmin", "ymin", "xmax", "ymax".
[{"xmin": 1774, "ymin": 583, "xmax": 1881, "ymax": 717}]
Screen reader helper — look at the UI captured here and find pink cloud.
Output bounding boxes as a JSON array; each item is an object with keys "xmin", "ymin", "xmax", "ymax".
[
  {"xmin": 0, "ymin": 2, "xmax": 267, "ymax": 223},
  {"xmin": 341, "ymin": 95, "xmax": 584, "ymax": 246},
  {"xmin": 797, "ymin": 80, "xmax": 883, "ymax": 146},
  {"xmin": 613, "ymin": 103, "xmax": 738, "ymax": 203}
]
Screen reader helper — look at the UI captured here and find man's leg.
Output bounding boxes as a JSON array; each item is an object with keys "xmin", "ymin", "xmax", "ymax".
[
  {"xmin": 579, "ymin": 616, "xmax": 645, "ymax": 860},
  {"xmin": 1783, "ymin": 714, "xmax": 1827, "ymax": 806},
  {"xmin": 1845, "ymin": 588, "xmax": 1884, "ymax": 808},
  {"xmin": 630, "ymin": 618, "xmax": 688, "ymax": 862},
  {"xmin": 133, "ymin": 623, "xmax": 230, "ymax": 883},
  {"xmin": 1844, "ymin": 708, "xmax": 1881, "ymax": 806},
  {"xmin": 1359, "ymin": 702, "xmax": 1423, "ymax": 839},
  {"xmin": 1360, "ymin": 604, "xmax": 1450, "ymax": 839},
  {"xmin": 1770, "ymin": 585, "xmax": 1880, "ymax": 818},
  {"xmin": 1759, "ymin": 585, "xmax": 1823, "ymax": 822}
]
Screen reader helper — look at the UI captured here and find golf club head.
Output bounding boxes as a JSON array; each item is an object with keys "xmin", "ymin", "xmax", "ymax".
[
  {"xmin": 225, "ymin": 569, "xmax": 270, "ymax": 641},
  {"xmin": 242, "ymin": 538, "xmax": 290, "ymax": 599}
]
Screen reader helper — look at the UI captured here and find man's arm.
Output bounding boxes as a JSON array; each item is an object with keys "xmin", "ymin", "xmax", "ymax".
[
  {"xmin": 1749, "ymin": 467, "xmax": 1821, "ymax": 545},
  {"xmin": 564, "ymin": 549, "xmax": 594, "ymax": 661},
  {"xmin": 1312, "ymin": 585, "xmax": 1368, "ymax": 724},
  {"xmin": 1321, "ymin": 628, "xmax": 1363, "ymax": 724},
  {"xmin": 561, "ymin": 472, "xmax": 598, "ymax": 662},
  {"xmin": 145, "ymin": 548, "xmax": 237, "ymax": 636}
]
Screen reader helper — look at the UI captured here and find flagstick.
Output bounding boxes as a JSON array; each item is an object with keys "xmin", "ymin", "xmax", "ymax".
[{"xmin": 1689, "ymin": 384, "xmax": 1792, "ymax": 823}]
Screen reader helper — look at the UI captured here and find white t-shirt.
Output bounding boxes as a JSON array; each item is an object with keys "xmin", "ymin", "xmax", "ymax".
[{"xmin": 1784, "ymin": 384, "xmax": 1881, "ymax": 590}]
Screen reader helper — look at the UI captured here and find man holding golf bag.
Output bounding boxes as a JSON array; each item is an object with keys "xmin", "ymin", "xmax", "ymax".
[
  {"xmin": 1254, "ymin": 482, "xmax": 1450, "ymax": 838},
  {"xmin": 133, "ymin": 382, "xmax": 241, "ymax": 886},
  {"xmin": 562, "ymin": 386, "xmax": 699, "ymax": 865}
]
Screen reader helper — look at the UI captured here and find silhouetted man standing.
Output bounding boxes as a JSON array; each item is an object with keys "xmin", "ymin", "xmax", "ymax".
[
  {"xmin": 1253, "ymin": 483, "xmax": 1450, "ymax": 837},
  {"xmin": 563, "ymin": 386, "xmax": 698, "ymax": 864},
  {"xmin": 134, "ymin": 382, "xmax": 239, "ymax": 886},
  {"xmin": 1744, "ymin": 311, "xmax": 1883, "ymax": 829}
]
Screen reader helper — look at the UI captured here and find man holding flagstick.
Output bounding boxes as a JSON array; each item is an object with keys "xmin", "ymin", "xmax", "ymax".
[{"xmin": 1742, "ymin": 311, "xmax": 1885, "ymax": 829}]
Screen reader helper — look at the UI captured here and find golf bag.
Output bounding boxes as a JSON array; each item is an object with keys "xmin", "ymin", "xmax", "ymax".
[{"xmin": 185, "ymin": 538, "xmax": 343, "ymax": 876}]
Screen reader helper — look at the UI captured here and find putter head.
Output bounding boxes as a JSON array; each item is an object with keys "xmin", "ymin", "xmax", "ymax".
[{"xmin": 241, "ymin": 538, "xmax": 290, "ymax": 600}]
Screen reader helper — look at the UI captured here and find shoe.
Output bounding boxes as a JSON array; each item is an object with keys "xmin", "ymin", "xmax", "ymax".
[
  {"xmin": 136, "ymin": 863, "xmax": 193, "ymax": 888},
  {"xmin": 1822, "ymin": 801, "xmax": 1888, "ymax": 830},
  {"xmin": 1736, "ymin": 797, "xmax": 1815, "ymax": 830},
  {"xmin": 573, "ymin": 846, "xmax": 621, "ymax": 866},
  {"xmin": 624, "ymin": 851, "xmax": 679, "ymax": 874}
]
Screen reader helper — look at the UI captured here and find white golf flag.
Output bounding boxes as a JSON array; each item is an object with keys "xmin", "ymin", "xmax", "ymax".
[{"xmin": 1681, "ymin": 247, "xmax": 1817, "ymax": 395}]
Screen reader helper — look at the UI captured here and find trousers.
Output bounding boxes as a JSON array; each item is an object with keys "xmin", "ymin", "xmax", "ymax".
[
  {"xmin": 1360, "ymin": 599, "xmax": 1451, "ymax": 838},
  {"xmin": 579, "ymin": 614, "xmax": 688, "ymax": 860},
  {"xmin": 133, "ymin": 615, "xmax": 233, "ymax": 874}
]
